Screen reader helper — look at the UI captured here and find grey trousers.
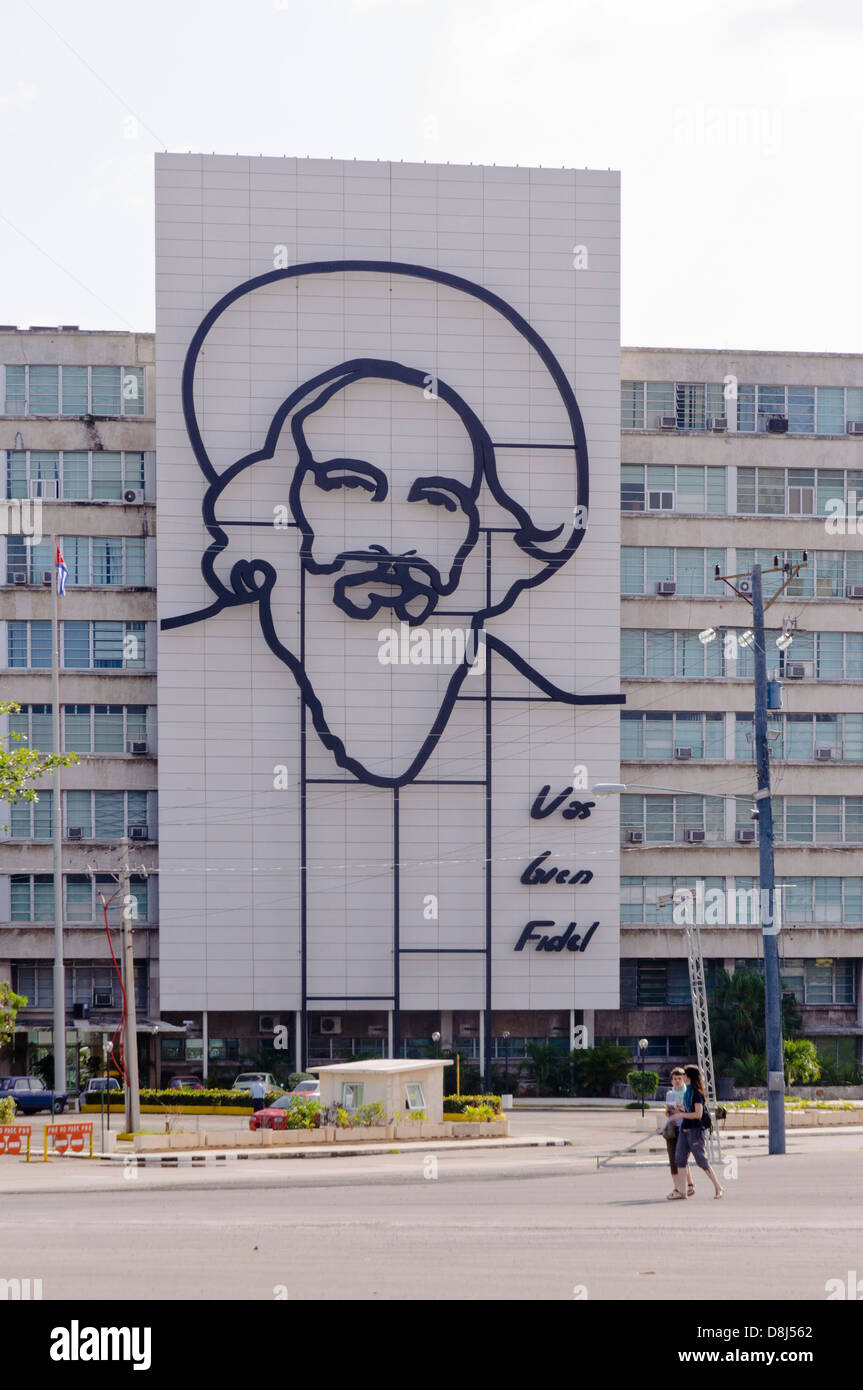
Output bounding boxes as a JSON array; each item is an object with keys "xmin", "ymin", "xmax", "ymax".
[{"xmin": 675, "ymin": 1124, "xmax": 712, "ymax": 1172}]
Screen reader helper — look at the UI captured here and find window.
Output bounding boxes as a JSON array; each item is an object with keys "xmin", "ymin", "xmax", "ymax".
[
  {"xmin": 8, "ymin": 792, "xmax": 52, "ymax": 839},
  {"xmin": 7, "ymin": 621, "xmax": 51, "ymax": 668},
  {"xmin": 620, "ymin": 382, "xmax": 725, "ymax": 431},
  {"xmin": 740, "ymin": 957, "xmax": 856, "ymax": 1006},
  {"xmin": 621, "ymin": 548, "xmax": 725, "ymax": 596},
  {"xmin": 6, "ymin": 536, "xmax": 53, "ymax": 585},
  {"xmin": 621, "ymin": 876, "xmax": 724, "ymax": 924},
  {"xmin": 3, "ymin": 449, "xmax": 146, "ymax": 502},
  {"xmin": 621, "ymin": 711, "xmax": 724, "ymax": 761},
  {"xmin": 13, "ymin": 961, "xmax": 148, "ymax": 1011},
  {"xmin": 621, "ymin": 794, "xmax": 724, "ymax": 843},
  {"xmin": 737, "ymin": 385, "xmax": 863, "ymax": 436},
  {"xmin": 7, "ymin": 703, "xmax": 53, "ymax": 753},
  {"xmin": 340, "ymin": 1083, "xmax": 364, "ymax": 1110},
  {"xmin": 621, "ymin": 960, "xmax": 694, "ymax": 1007},
  {"xmin": 62, "ymin": 791, "xmax": 152, "ymax": 841},
  {"xmin": 10, "ymin": 874, "xmax": 54, "ymax": 921},
  {"xmin": 404, "ymin": 1082, "xmax": 426, "ymax": 1111},
  {"xmin": 620, "ymin": 630, "xmax": 725, "ymax": 679},
  {"xmin": 2, "ymin": 366, "xmax": 146, "ymax": 417},
  {"xmin": 54, "ymin": 621, "xmax": 147, "ymax": 670},
  {"xmin": 64, "ymin": 874, "xmax": 148, "ymax": 923},
  {"xmin": 770, "ymin": 796, "xmax": 863, "ymax": 844}
]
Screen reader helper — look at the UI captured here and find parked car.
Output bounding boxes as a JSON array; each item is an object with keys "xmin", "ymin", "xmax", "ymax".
[
  {"xmin": 78, "ymin": 1078, "xmax": 122, "ymax": 1110},
  {"xmin": 0, "ymin": 1076, "xmax": 68, "ymax": 1115},
  {"xmin": 231, "ymin": 1072, "xmax": 282, "ymax": 1094},
  {"xmin": 287, "ymin": 1080, "xmax": 320, "ymax": 1101},
  {"xmin": 249, "ymin": 1092, "xmax": 322, "ymax": 1130},
  {"xmin": 167, "ymin": 1076, "xmax": 204, "ymax": 1090}
]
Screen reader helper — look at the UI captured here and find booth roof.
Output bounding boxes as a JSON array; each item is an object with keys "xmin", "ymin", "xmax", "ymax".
[{"xmin": 310, "ymin": 1059, "xmax": 453, "ymax": 1074}]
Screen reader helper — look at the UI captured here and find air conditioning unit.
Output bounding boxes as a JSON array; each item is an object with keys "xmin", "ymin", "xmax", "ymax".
[
  {"xmin": 684, "ymin": 829, "xmax": 706, "ymax": 842},
  {"xmin": 785, "ymin": 662, "xmax": 807, "ymax": 679},
  {"xmin": 710, "ymin": 416, "xmax": 728, "ymax": 432},
  {"xmin": 656, "ymin": 581, "xmax": 677, "ymax": 595},
  {"xmin": 458, "ymin": 1021, "xmax": 478, "ymax": 1036},
  {"xmin": 12, "ymin": 571, "xmax": 27, "ymax": 585},
  {"xmin": 627, "ymin": 829, "xmax": 644, "ymax": 843},
  {"xmin": 846, "ymin": 586, "xmax": 863, "ymax": 599},
  {"xmin": 29, "ymin": 479, "xmax": 59, "ymax": 500},
  {"xmin": 93, "ymin": 989, "xmax": 113, "ymax": 1007},
  {"xmin": 128, "ymin": 824, "xmax": 148, "ymax": 840},
  {"xmin": 736, "ymin": 828, "xmax": 756, "ymax": 843},
  {"xmin": 258, "ymin": 1014, "xmax": 278, "ymax": 1034},
  {"xmin": 127, "ymin": 740, "xmax": 149, "ymax": 755},
  {"xmin": 41, "ymin": 570, "xmax": 53, "ymax": 585},
  {"xmin": 658, "ymin": 415, "xmax": 677, "ymax": 430},
  {"xmin": 674, "ymin": 747, "xmax": 693, "ymax": 760},
  {"xmin": 737, "ymin": 578, "xmax": 753, "ymax": 595},
  {"xmin": 847, "ymin": 421, "xmax": 863, "ymax": 435},
  {"xmin": 319, "ymin": 1015, "xmax": 342, "ymax": 1035},
  {"xmin": 767, "ymin": 416, "xmax": 789, "ymax": 434},
  {"xmin": 67, "ymin": 826, "xmax": 84, "ymax": 840},
  {"xmin": 815, "ymin": 747, "xmax": 836, "ymax": 761},
  {"xmin": 123, "ymin": 488, "xmax": 144, "ymax": 504}
]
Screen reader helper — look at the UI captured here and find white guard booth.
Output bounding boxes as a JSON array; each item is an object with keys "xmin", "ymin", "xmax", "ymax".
[{"xmin": 310, "ymin": 1059, "xmax": 453, "ymax": 1123}]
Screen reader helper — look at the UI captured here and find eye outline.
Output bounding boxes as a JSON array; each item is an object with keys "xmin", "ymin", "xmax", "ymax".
[
  {"xmin": 310, "ymin": 457, "xmax": 387, "ymax": 501},
  {"xmin": 407, "ymin": 475, "xmax": 473, "ymax": 514}
]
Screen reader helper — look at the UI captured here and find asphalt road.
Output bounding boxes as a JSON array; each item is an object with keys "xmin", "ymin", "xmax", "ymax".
[{"xmin": 4, "ymin": 1133, "xmax": 863, "ymax": 1301}]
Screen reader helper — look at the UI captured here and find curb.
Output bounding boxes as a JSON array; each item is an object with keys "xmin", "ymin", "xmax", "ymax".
[{"xmin": 67, "ymin": 1135, "xmax": 572, "ymax": 1167}]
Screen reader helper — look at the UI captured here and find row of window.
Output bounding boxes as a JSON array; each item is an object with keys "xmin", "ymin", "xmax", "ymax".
[
  {"xmin": 9, "ymin": 874, "xmax": 149, "ymax": 923},
  {"xmin": 4, "ymin": 451, "xmax": 147, "ymax": 501},
  {"xmin": 621, "ymin": 464, "xmax": 863, "ymax": 518},
  {"xmin": 8, "ymin": 704, "xmax": 150, "ymax": 754},
  {"xmin": 621, "ymin": 711, "xmax": 863, "ymax": 763},
  {"xmin": 6, "ymin": 536, "xmax": 148, "ymax": 587},
  {"xmin": 621, "ymin": 794, "xmax": 863, "ymax": 845},
  {"xmin": 621, "ymin": 628, "xmax": 863, "ymax": 680},
  {"xmin": 621, "ymin": 546, "xmax": 863, "ymax": 598},
  {"xmin": 7, "ymin": 621, "xmax": 148, "ymax": 669},
  {"xmin": 621, "ymin": 381, "xmax": 863, "ymax": 434},
  {"xmin": 13, "ymin": 961, "xmax": 147, "ymax": 1011},
  {"xmin": 7, "ymin": 791, "xmax": 154, "ymax": 841},
  {"xmin": 621, "ymin": 957, "xmax": 856, "ymax": 1007},
  {"xmin": 2, "ymin": 365, "xmax": 146, "ymax": 417},
  {"xmin": 621, "ymin": 875, "xmax": 863, "ymax": 925}
]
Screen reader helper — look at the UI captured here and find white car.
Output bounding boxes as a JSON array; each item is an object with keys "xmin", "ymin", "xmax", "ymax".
[{"xmin": 231, "ymin": 1072, "xmax": 281, "ymax": 1094}]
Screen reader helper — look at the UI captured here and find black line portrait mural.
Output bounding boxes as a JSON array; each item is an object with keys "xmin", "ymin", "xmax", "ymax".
[{"xmin": 162, "ymin": 261, "xmax": 623, "ymax": 789}]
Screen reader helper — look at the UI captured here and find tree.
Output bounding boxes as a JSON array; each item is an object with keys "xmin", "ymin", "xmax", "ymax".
[
  {"xmin": 570, "ymin": 1044, "xmax": 632, "ymax": 1097},
  {"xmin": 0, "ymin": 981, "xmax": 27, "ymax": 1048},
  {"xmin": 709, "ymin": 968, "xmax": 802, "ymax": 1073},
  {"xmin": 784, "ymin": 1039, "xmax": 821, "ymax": 1086},
  {"xmin": 1, "ymin": 699, "xmax": 79, "ymax": 828}
]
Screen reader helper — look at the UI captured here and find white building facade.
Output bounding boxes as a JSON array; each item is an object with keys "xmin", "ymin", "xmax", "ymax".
[{"xmin": 154, "ymin": 155, "xmax": 622, "ymax": 1075}]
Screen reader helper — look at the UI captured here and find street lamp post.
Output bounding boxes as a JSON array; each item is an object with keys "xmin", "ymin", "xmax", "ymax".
[
  {"xmin": 638, "ymin": 1037, "xmax": 648, "ymax": 1117},
  {"xmin": 502, "ymin": 1030, "xmax": 510, "ymax": 1083}
]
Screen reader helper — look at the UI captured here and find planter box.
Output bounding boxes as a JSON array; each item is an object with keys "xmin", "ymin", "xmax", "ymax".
[
  {"xmin": 333, "ymin": 1126, "xmax": 389, "ymax": 1142},
  {"xmin": 269, "ymin": 1127, "xmax": 327, "ymax": 1145},
  {"xmin": 450, "ymin": 1119, "xmax": 508, "ymax": 1139}
]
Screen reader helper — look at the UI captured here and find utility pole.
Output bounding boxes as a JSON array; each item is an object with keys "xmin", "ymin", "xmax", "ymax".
[
  {"xmin": 120, "ymin": 838, "xmax": 141, "ymax": 1134},
  {"xmin": 751, "ymin": 565, "xmax": 786, "ymax": 1155},
  {"xmin": 50, "ymin": 533, "xmax": 66, "ymax": 1097}
]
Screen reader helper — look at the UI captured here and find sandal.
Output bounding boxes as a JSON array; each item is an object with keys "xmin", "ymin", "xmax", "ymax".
[
  {"xmin": 714, "ymin": 1188, "xmax": 725, "ymax": 1199},
  {"xmin": 667, "ymin": 1191, "xmax": 687, "ymax": 1200},
  {"xmin": 687, "ymin": 1186, "xmax": 696, "ymax": 1196}
]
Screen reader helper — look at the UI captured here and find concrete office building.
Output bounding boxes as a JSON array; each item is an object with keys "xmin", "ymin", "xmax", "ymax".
[
  {"xmin": 0, "ymin": 327, "xmax": 160, "ymax": 1086},
  {"xmin": 613, "ymin": 347, "xmax": 863, "ymax": 1075},
  {"xmin": 1, "ymin": 174, "xmax": 860, "ymax": 1087}
]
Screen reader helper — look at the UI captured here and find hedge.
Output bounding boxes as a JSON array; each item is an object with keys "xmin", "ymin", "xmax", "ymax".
[
  {"xmin": 443, "ymin": 1094, "xmax": 502, "ymax": 1115},
  {"xmin": 86, "ymin": 1088, "xmax": 280, "ymax": 1108}
]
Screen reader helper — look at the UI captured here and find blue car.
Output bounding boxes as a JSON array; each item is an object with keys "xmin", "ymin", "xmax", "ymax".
[{"xmin": 0, "ymin": 1076, "xmax": 68, "ymax": 1115}]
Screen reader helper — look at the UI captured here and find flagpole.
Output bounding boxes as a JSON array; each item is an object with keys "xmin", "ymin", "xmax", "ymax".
[{"xmin": 51, "ymin": 534, "xmax": 66, "ymax": 1097}]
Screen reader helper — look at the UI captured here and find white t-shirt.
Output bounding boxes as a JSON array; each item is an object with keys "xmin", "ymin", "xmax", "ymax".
[{"xmin": 666, "ymin": 1087, "xmax": 686, "ymax": 1124}]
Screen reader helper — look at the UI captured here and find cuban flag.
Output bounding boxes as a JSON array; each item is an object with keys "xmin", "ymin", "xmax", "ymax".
[{"xmin": 56, "ymin": 544, "xmax": 68, "ymax": 597}]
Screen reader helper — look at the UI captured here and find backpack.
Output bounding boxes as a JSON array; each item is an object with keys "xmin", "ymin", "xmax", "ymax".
[{"xmin": 700, "ymin": 1101, "xmax": 713, "ymax": 1132}]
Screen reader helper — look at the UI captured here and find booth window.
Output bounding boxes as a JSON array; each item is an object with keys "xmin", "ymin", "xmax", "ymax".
[
  {"xmin": 405, "ymin": 1082, "xmax": 426, "ymax": 1112},
  {"xmin": 340, "ymin": 1083, "xmax": 364, "ymax": 1110}
]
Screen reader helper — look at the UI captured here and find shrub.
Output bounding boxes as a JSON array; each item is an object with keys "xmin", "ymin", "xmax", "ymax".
[
  {"xmin": 0, "ymin": 1095, "xmax": 16, "ymax": 1125},
  {"xmin": 354, "ymin": 1102, "xmax": 385, "ymax": 1127},
  {"xmin": 626, "ymin": 1069, "xmax": 660, "ymax": 1099},
  {"xmin": 281, "ymin": 1098, "xmax": 322, "ymax": 1129},
  {"xmin": 784, "ymin": 1039, "xmax": 821, "ymax": 1086},
  {"xmin": 729, "ymin": 1053, "xmax": 766, "ymax": 1086},
  {"xmin": 81, "ymin": 1088, "xmax": 270, "ymax": 1109},
  {"xmin": 462, "ymin": 1103, "xmax": 496, "ymax": 1121},
  {"xmin": 443, "ymin": 1094, "xmax": 501, "ymax": 1115},
  {"xmin": 570, "ymin": 1045, "xmax": 631, "ymax": 1097}
]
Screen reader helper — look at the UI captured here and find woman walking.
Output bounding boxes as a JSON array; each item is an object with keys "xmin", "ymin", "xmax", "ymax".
[
  {"xmin": 663, "ymin": 1067, "xmax": 694, "ymax": 1199},
  {"xmin": 668, "ymin": 1064, "xmax": 725, "ymax": 1200}
]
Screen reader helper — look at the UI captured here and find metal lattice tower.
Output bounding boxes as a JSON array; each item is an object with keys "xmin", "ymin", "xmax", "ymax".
[{"xmin": 684, "ymin": 916, "xmax": 722, "ymax": 1163}]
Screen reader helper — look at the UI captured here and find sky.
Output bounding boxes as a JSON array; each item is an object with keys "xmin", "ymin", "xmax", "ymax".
[{"xmin": 2, "ymin": 0, "xmax": 862, "ymax": 352}]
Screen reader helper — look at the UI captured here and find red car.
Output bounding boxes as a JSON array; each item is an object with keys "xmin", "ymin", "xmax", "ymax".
[
  {"xmin": 167, "ymin": 1076, "xmax": 204, "ymax": 1090},
  {"xmin": 249, "ymin": 1088, "xmax": 321, "ymax": 1130}
]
